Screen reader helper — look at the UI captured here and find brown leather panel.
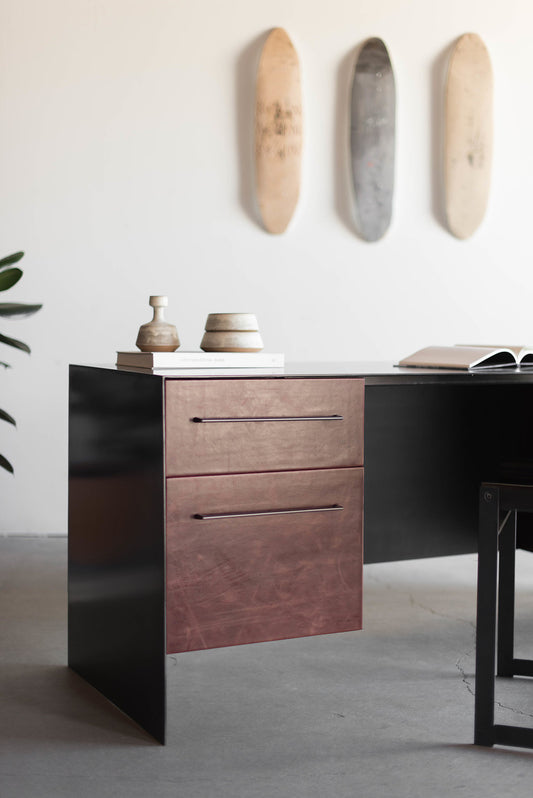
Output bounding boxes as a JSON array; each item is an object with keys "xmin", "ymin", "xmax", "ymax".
[
  {"xmin": 166, "ymin": 468, "xmax": 363, "ymax": 653},
  {"xmin": 165, "ymin": 378, "xmax": 364, "ymax": 476}
]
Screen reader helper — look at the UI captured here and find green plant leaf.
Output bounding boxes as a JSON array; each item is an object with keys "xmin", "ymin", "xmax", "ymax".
[
  {"xmin": 0, "ymin": 268, "xmax": 22, "ymax": 292},
  {"xmin": 0, "ymin": 252, "xmax": 24, "ymax": 269},
  {"xmin": 0, "ymin": 332, "xmax": 30, "ymax": 353},
  {"xmin": 0, "ymin": 361, "xmax": 11, "ymax": 368},
  {"xmin": 0, "ymin": 453, "xmax": 14, "ymax": 473},
  {"xmin": 0, "ymin": 408, "xmax": 16, "ymax": 426},
  {"xmin": 0, "ymin": 302, "xmax": 42, "ymax": 317}
]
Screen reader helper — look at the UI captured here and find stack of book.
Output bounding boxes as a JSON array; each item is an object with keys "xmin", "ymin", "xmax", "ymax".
[{"xmin": 116, "ymin": 350, "xmax": 285, "ymax": 372}]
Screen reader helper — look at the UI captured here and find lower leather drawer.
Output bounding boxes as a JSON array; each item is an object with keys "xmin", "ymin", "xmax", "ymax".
[{"xmin": 166, "ymin": 467, "xmax": 363, "ymax": 654}]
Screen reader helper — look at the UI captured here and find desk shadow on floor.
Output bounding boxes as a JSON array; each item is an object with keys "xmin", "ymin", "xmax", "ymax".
[
  {"xmin": 0, "ymin": 663, "xmax": 155, "ymax": 746},
  {"xmin": 446, "ymin": 742, "xmax": 533, "ymax": 759}
]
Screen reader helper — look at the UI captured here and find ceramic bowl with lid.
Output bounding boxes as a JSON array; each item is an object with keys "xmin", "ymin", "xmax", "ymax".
[{"xmin": 200, "ymin": 313, "xmax": 264, "ymax": 352}]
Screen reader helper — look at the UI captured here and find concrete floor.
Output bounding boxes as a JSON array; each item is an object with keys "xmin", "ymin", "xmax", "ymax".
[{"xmin": 1, "ymin": 538, "xmax": 533, "ymax": 798}]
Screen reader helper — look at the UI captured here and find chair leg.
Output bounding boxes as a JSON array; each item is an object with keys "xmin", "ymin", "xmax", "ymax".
[
  {"xmin": 474, "ymin": 486, "xmax": 500, "ymax": 746},
  {"xmin": 497, "ymin": 510, "xmax": 516, "ymax": 677}
]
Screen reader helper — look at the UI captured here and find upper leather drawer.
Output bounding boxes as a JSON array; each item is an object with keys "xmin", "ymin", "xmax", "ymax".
[{"xmin": 165, "ymin": 377, "xmax": 364, "ymax": 476}]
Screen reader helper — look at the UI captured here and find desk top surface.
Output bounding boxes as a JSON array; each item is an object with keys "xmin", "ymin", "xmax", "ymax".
[{"xmin": 73, "ymin": 362, "xmax": 533, "ymax": 386}]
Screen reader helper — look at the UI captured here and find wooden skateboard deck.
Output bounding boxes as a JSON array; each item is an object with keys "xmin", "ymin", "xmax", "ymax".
[
  {"xmin": 255, "ymin": 28, "xmax": 302, "ymax": 234},
  {"xmin": 445, "ymin": 33, "xmax": 493, "ymax": 239},
  {"xmin": 350, "ymin": 38, "xmax": 395, "ymax": 242}
]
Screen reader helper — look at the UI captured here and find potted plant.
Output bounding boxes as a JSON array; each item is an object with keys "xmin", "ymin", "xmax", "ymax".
[{"xmin": 0, "ymin": 252, "xmax": 42, "ymax": 473}]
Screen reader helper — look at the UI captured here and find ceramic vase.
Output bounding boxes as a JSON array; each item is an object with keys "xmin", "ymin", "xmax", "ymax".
[{"xmin": 136, "ymin": 296, "xmax": 180, "ymax": 352}]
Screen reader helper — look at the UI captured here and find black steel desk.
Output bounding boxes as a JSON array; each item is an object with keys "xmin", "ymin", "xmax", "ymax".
[{"xmin": 68, "ymin": 362, "xmax": 533, "ymax": 741}]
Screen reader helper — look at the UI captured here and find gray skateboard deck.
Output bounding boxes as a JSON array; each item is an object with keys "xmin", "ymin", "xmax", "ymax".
[
  {"xmin": 350, "ymin": 38, "xmax": 395, "ymax": 242},
  {"xmin": 255, "ymin": 28, "xmax": 303, "ymax": 234},
  {"xmin": 444, "ymin": 33, "xmax": 493, "ymax": 239}
]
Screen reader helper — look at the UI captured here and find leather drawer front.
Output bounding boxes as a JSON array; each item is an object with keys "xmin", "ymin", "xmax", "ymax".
[
  {"xmin": 166, "ymin": 467, "xmax": 363, "ymax": 654},
  {"xmin": 165, "ymin": 378, "xmax": 364, "ymax": 476}
]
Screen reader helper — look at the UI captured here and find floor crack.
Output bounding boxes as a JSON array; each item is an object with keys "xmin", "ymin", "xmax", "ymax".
[
  {"xmin": 456, "ymin": 644, "xmax": 476, "ymax": 697},
  {"xmin": 366, "ymin": 567, "xmax": 533, "ymax": 720},
  {"xmin": 407, "ymin": 592, "xmax": 476, "ymax": 630},
  {"xmin": 494, "ymin": 698, "xmax": 533, "ymax": 720}
]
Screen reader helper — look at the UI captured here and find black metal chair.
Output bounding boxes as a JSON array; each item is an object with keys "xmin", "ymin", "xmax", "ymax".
[{"xmin": 475, "ymin": 483, "xmax": 533, "ymax": 748}]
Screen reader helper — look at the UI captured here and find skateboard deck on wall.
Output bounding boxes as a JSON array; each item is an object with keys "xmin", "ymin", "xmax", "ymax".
[
  {"xmin": 350, "ymin": 38, "xmax": 396, "ymax": 242},
  {"xmin": 444, "ymin": 33, "xmax": 493, "ymax": 239},
  {"xmin": 255, "ymin": 28, "xmax": 303, "ymax": 234}
]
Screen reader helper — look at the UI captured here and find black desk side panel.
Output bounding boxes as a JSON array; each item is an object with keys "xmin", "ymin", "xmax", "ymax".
[
  {"xmin": 364, "ymin": 382, "xmax": 533, "ymax": 563},
  {"xmin": 68, "ymin": 366, "xmax": 166, "ymax": 742}
]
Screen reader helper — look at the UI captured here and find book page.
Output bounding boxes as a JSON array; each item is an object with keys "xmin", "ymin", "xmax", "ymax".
[{"xmin": 399, "ymin": 345, "xmax": 516, "ymax": 369}]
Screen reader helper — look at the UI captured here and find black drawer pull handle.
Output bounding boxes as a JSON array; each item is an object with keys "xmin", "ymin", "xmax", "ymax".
[
  {"xmin": 191, "ymin": 414, "xmax": 343, "ymax": 423},
  {"xmin": 193, "ymin": 504, "xmax": 344, "ymax": 520}
]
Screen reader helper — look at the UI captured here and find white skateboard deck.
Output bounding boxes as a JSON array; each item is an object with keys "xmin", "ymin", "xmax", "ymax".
[
  {"xmin": 255, "ymin": 28, "xmax": 303, "ymax": 234},
  {"xmin": 445, "ymin": 33, "xmax": 493, "ymax": 239}
]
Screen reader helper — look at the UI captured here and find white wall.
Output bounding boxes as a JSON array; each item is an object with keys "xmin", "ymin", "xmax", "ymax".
[{"xmin": 1, "ymin": 0, "xmax": 531, "ymax": 534}]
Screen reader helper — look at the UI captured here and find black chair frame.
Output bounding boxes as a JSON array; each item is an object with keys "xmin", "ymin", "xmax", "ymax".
[{"xmin": 475, "ymin": 483, "xmax": 533, "ymax": 748}]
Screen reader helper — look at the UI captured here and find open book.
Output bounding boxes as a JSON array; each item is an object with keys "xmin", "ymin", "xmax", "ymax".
[{"xmin": 398, "ymin": 345, "xmax": 533, "ymax": 370}]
